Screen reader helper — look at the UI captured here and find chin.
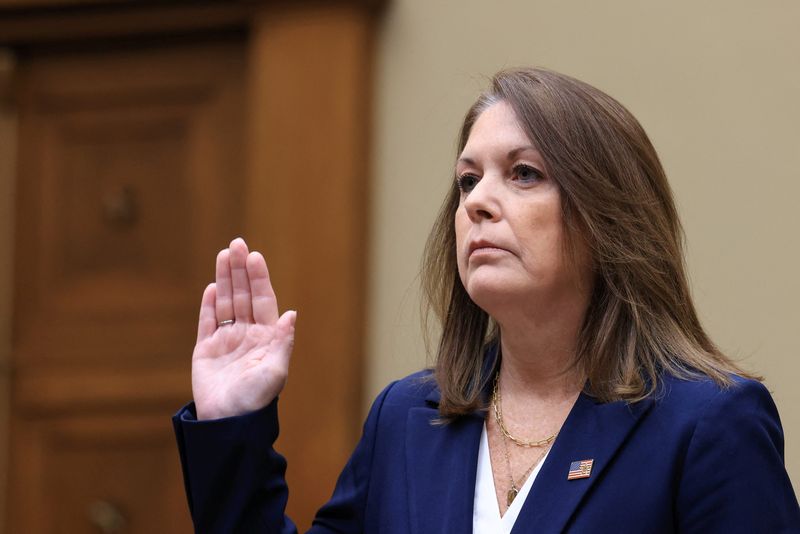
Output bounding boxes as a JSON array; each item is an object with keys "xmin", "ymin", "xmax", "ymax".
[{"xmin": 463, "ymin": 277, "xmax": 527, "ymax": 314}]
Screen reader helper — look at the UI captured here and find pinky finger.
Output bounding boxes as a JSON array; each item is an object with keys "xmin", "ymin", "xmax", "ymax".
[
  {"xmin": 197, "ymin": 283, "xmax": 218, "ymax": 343},
  {"xmin": 270, "ymin": 310, "xmax": 297, "ymax": 371}
]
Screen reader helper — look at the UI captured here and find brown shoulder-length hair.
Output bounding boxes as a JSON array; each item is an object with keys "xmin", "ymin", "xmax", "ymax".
[{"xmin": 421, "ymin": 67, "xmax": 757, "ymax": 419}]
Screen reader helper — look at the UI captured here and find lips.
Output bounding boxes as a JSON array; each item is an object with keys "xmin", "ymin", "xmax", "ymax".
[{"xmin": 468, "ymin": 239, "xmax": 511, "ymax": 256}]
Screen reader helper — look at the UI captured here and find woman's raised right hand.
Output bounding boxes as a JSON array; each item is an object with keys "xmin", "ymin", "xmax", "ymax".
[{"xmin": 191, "ymin": 237, "xmax": 297, "ymax": 420}]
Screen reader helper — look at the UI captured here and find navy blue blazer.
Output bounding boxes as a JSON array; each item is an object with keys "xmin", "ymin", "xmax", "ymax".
[{"xmin": 173, "ymin": 370, "xmax": 800, "ymax": 533}]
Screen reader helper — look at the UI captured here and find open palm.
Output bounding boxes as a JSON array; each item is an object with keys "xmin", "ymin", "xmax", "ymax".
[{"xmin": 191, "ymin": 238, "xmax": 296, "ymax": 420}]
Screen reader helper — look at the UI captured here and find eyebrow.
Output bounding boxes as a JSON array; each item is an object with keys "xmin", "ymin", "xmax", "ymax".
[{"xmin": 457, "ymin": 145, "xmax": 541, "ymax": 166}]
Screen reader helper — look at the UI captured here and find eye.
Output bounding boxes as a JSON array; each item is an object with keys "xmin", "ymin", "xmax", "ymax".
[
  {"xmin": 513, "ymin": 164, "xmax": 544, "ymax": 184},
  {"xmin": 456, "ymin": 174, "xmax": 480, "ymax": 194}
]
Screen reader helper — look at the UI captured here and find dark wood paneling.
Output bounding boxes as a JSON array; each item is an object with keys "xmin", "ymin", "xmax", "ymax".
[
  {"xmin": 14, "ymin": 42, "xmax": 245, "ymax": 371},
  {"xmin": 7, "ymin": 2, "xmax": 378, "ymax": 531},
  {"xmin": 11, "ymin": 40, "xmax": 246, "ymax": 533},
  {"xmin": 9, "ymin": 411, "xmax": 192, "ymax": 533},
  {"xmin": 245, "ymin": 6, "xmax": 373, "ymax": 526}
]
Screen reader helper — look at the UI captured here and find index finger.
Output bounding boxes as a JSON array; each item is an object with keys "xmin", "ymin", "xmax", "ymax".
[
  {"xmin": 215, "ymin": 248, "xmax": 234, "ymax": 323},
  {"xmin": 247, "ymin": 251, "xmax": 279, "ymax": 325}
]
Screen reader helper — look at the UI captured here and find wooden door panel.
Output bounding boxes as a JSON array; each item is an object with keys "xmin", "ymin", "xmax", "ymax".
[
  {"xmin": 10, "ymin": 40, "xmax": 246, "ymax": 532},
  {"xmin": 14, "ymin": 42, "xmax": 245, "ymax": 370},
  {"xmin": 9, "ymin": 411, "xmax": 192, "ymax": 534},
  {"xmin": 7, "ymin": 5, "xmax": 375, "ymax": 531}
]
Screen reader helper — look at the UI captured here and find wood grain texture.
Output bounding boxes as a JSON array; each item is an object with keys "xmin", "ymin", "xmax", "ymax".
[
  {"xmin": 8, "ymin": 411, "xmax": 194, "ymax": 533},
  {"xmin": 13, "ymin": 41, "xmax": 246, "ymax": 371},
  {"xmin": 7, "ymin": 1, "xmax": 379, "ymax": 530},
  {"xmin": 245, "ymin": 5, "xmax": 374, "ymax": 527},
  {"xmin": 10, "ymin": 40, "xmax": 246, "ymax": 533}
]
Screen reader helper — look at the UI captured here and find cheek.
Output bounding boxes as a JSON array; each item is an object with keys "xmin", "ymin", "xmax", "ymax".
[
  {"xmin": 454, "ymin": 208, "xmax": 468, "ymax": 245},
  {"xmin": 515, "ymin": 199, "xmax": 566, "ymax": 270},
  {"xmin": 454, "ymin": 208, "xmax": 470, "ymax": 276}
]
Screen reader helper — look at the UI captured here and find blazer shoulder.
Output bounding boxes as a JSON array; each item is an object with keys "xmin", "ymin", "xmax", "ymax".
[
  {"xmin": 657, "ymin": 373, "xmax": 772, "ymax": 409},
  {"xmin": 362, "ymin": 369, "xmax": 438, "ymax": 430},
  {"xmin": 651, "ymin": 373, "xmax": 779, "ymax": 434},
  {"xmin": 668, "ymin": 375, "xmax": 798, "ymax": 530},
  {"xmin": 380, "ymin": 368, "xmax": 438, "ymax": 408}
]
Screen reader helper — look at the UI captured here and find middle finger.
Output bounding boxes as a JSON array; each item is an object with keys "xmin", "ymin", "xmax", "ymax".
[{"xmin": 229, "ymin": 238, "xmax": 254, "ymax": 323}]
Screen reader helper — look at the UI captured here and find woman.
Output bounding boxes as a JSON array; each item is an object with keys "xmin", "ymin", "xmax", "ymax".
[{"xmin": 173, "ymin": 68, "xmax": 800, "ymax": 532}]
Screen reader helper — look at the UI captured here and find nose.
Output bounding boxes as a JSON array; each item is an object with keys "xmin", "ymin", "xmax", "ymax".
[{"xmin": 463, "ymin": 174, "xmax": 499, "ymax": 223}]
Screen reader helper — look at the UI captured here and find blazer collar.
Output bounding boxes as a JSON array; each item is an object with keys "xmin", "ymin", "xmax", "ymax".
[
  {"xmin": 406, "ymin": 405, "xmax": 483, "ymax": 533},
  {"xmin": 408, "ymin": 347, "xmax": 653, "ymax": 533},
  {"xmin": 408, "ymin": 345, "xmax": 498, "ymax": 532},
  {"xmin": 511, "ymin": 391, "xmax": 653, "ymax": 533}
]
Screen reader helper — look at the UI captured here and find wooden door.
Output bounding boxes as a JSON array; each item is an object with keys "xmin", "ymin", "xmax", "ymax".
[
  {"xmin": 10, "ymin": 38, "xmax": 246, "ymax": 533},
  {"xmin": 4, "ymin": 3, "xmax": 377, "ymax": 531}
]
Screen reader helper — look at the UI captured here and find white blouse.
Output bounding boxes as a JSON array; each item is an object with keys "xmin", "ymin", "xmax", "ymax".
[{"xmin": 473, "ymin": 423, "xmax": 550, "ymax": 534}]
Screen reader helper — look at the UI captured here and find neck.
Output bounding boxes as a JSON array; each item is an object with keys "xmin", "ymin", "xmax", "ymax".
[{"xmin": 494, "ymin": 292, "xmax": 588, "ymax": 401}]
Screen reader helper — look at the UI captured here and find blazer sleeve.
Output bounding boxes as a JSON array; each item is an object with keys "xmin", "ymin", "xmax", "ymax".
[
  {"xmin": 172, "ymin": 381, "xmax": 397, "ymax": 534},
  {"xmin": 675, "ymin": 379, "xmax": 800, "ymax": 533}
]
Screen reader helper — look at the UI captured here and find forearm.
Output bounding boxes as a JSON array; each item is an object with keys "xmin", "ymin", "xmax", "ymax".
[{"xmin": 173, "ymin": 399, "xmax": 298, "ymax": 534}]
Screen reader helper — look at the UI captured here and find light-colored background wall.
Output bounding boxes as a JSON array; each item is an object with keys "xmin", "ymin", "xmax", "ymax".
[{"xmin": 367, "ymin": 0, "xmax": 800, "ymax": 490}]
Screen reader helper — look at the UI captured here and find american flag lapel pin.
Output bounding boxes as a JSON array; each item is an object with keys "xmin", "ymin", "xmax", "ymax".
[{"xmin": 567, "ymin": 459, "xmax": 594, "ymax": 480}]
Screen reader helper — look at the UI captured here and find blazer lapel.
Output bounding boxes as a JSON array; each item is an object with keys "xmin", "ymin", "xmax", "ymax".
[
  {"xmin": 405, "ymin": 388, "xmax": 484, "ymax": 533},
  {"xmin": 512, "ymin": 393, "xmax": 654, "ymax": 533}
]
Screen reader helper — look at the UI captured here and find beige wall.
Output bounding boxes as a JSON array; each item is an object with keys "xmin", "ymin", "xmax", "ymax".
[{"xmin": 367, "ymin": 0, "xmax": 800, "ymax": 490}]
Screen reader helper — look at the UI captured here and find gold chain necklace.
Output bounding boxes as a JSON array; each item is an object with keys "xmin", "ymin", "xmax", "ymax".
[
  {"xmin": 492, "ymin": 373, "xmax": 557, "ymax": 448},
  {"xmin": 498, "ymin": 424, "xmax": 552, "ymax": 506},
  {"xmin": 491, "ymin": 372, "xmax": 557, "ymax": 507}
]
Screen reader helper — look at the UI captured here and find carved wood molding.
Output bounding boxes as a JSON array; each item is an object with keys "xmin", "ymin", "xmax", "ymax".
[
  {"xmin": 0, "ymin": 49, "xmax": 13, "ymax": 108},
  {"xmin": 0, "ymin": 0, "xmax": 385, "ymax": 46}
]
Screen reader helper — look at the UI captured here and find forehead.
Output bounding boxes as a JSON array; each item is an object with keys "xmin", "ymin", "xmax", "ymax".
[
  {"xmin": 459, "ymin": 101, "xmax": 534, "ymax": 158},
  {"xmin": 458, "ymin": 101, "xmax": 541, "ymax": 165}
]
